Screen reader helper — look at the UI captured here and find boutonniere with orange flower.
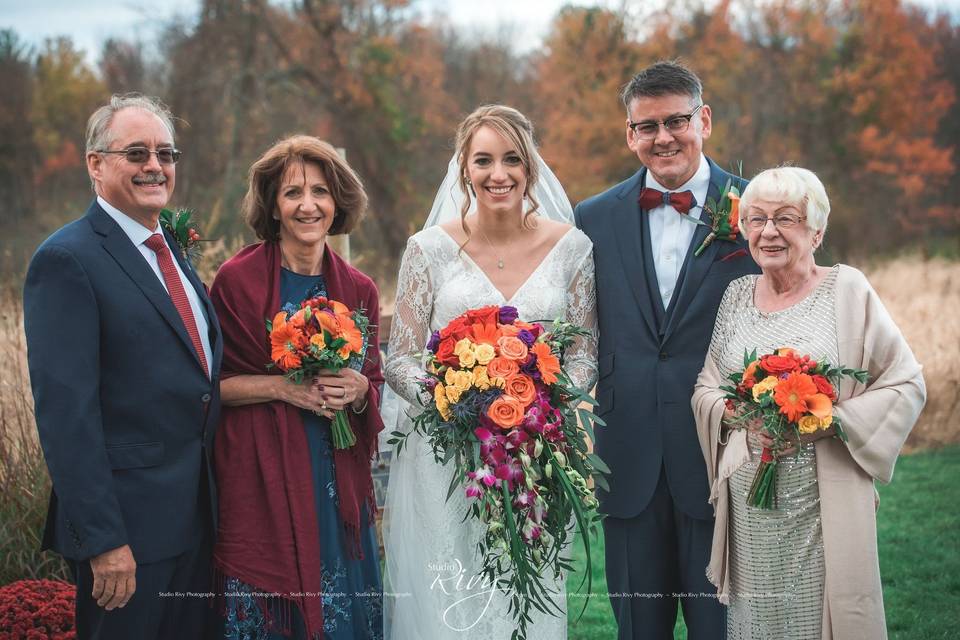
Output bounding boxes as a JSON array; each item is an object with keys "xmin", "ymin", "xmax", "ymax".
[
  {"xmin": 693, "ymin": 178, "xmax": 741, "ymax": 257},
  {"xmin": 389, "ymin": 305, "xmax": 607, "ymax": 639},
  {"xmin": 159, "ymin": 208, "xmax": 205, "ymax": 262},
  {"xmin": 267, "ymin": 295, "xmax": 371, "ymax": 449},
  {"xmin": 722, "ymin": 347, "xmax": 869, "ymax": 509}
]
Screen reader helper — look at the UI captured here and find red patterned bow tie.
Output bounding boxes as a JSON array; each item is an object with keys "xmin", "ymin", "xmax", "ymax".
[{"xmin": 638, "ymin": 187, "xmax": 696, "ymax": 214}]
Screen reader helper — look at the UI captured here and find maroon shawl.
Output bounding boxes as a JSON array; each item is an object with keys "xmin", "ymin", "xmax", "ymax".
[{"xmin": 209, "ymin": 240, "xmax": 384, "ymax": 639}]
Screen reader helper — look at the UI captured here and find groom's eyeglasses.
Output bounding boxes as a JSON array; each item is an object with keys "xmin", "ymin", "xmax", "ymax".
[
  {"xmin": 98, "ymin": 146, "xmax": 182, "ymax": 165},
  {"xmin": 628, "ymin": 105, "xmax": 703, "ymax": 140}
]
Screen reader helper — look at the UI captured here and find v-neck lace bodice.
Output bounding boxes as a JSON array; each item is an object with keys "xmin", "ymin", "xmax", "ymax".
[{"xmin": 384, "ymin": 224, "xmax": 598, "ymax": 405}]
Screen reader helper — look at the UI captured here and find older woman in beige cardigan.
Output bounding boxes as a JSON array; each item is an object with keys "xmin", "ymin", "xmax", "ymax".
[{"xmin": 692, "ymin": 167, "xmax": 925, "ymax": 640}]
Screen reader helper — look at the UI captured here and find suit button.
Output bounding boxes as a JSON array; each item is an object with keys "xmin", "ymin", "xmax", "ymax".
[
  {"xmin": 201, "ymin": 393, "xmax": 211, "ymax": 403},
  {"xmin": 659, "ymin": 352, "xmax": 668, "ymax": 361}
]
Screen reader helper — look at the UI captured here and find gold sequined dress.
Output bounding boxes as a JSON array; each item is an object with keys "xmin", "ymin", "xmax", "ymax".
[{"xmin": 708, "ymin": 266, "xmax": 839, "ymax": 640}]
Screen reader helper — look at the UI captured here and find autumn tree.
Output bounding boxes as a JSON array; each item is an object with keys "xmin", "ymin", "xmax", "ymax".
[{"xmin": 0, "ymin": 30, "xmax": 35, "ymax": 226}]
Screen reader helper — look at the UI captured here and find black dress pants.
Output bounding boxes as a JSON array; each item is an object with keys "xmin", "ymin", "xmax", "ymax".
[{"xmin": 603, "ymin": 464, "xmax": 725, "ymax": 640}]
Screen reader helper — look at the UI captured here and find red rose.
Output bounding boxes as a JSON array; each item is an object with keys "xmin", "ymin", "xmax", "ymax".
[
  {"xmin": 440, "ymin": 315, "xmax": 471, "ymax": 341},
  {"xmin": 435, "ymin": 337, "xmax": 459, "ymax": 367},
  {"xmin": 759, "ymin": 353, "xmax": 801, "ymax": 375},
  {"xmin": 465, "ymin": 306, "xmax": 499, "ymax": 326},
  {"xmin": 812, "ymin": 374, "xmax": 837, "ymax": 400}
]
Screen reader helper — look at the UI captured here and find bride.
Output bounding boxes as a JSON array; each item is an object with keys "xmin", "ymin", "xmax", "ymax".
[{"xmin": 382, "ymin": 104, "xmax": 598, "ymax": 638}]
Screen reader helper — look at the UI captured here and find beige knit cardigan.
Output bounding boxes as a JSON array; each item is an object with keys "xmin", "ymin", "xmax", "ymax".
[{"xmin": 692, "ymin": 264, "xmax": 926, "ymax": 640}]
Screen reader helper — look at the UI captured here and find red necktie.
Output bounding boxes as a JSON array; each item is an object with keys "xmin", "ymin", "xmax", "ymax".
[
  {"xmin": 638, "ymin": 187, "xmax": 696, "ymax": 214},
  {"xmin": 144, "ymin": 233, "xmax": 209, "ymax": 377}
]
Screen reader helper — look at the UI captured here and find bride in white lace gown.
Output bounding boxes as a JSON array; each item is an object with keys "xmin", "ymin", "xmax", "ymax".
[{"xmin": 382, "ymin": 105, "xmax": 598, "ymax": 639}]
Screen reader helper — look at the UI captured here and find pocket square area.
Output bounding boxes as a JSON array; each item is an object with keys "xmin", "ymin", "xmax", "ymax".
[{"xmin": 719, "ymin": 247, "xmax": 749, "ymax": 262}]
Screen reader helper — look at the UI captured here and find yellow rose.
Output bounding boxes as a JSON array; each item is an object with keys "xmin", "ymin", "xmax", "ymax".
[
  {"xmin": 434, "ymin": 384, "xmax": 452, "ymax": 420},
  {"xmin": 309, "ymin": 333, "xmax": 326, "ymax": 349},
  {"xmin": 473, "ymin": 365, "xmax": 492, "ymax": 390},
  {"xmin": 474, "ymin": 343, "xmax": 496, "ymax": 366},
  {"xmin": 454, "ymin": 338, "xmax": 477, "ymax": 367},
  {"xmin": 752, "ymin": 375, "xmax": 780, "ymax": 402},
  {"xmin": 445, "ymin": 383, "xmax": 464, "ymax": 404},
  {"xmin": 798, "ymin": 415, "xmax": 822, "ymax": 434}
]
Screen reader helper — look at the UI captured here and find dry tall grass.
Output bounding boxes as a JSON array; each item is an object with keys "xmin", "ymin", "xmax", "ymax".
[
  {"xmin": 0, "ymin": 254, "xmax": 956, "ymax": 584},
  {"xmin": 861, "ymin": 255, "xmax": 960, "ymax": 451}
]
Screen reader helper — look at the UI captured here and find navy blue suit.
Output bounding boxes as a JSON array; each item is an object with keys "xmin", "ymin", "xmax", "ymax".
[
  {"xmin": 575, "ymin": 159, "xmax": 758, "ymax": 639},
  {"xmin": 23, "ymin": 201, "xmax": 222, "ymax": 639}
]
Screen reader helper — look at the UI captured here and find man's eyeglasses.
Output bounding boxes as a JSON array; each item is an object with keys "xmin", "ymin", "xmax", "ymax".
[
  {"xmin": 98, "ymin": 147, "xmax": 182, "ymax": 165},
  {"xmin": 628, "ymin": 105, "xmax": 703, "ymax": 140},
  {"xmin": 745, "ymin": 213, "xmax": 807, "ymax": 230}
]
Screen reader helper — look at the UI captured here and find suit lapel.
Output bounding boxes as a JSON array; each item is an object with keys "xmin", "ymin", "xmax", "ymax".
[
  {"xmin": 612, "ymin": 169, "xmax": 658, "ymax": 340},
  {"xmin": 662, "ymin": 159, "xmax": 729, "ymax": 343},
  {"xmin": 88, "ymin": 204, "xmax": 206, "ymax": 374}
]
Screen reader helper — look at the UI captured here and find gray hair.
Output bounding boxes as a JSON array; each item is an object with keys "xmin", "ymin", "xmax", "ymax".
[
  {"xmin": 621, "ymin": 60, "xmax": 703, "ymax": 111},
  {"xmin": 739, "ymin": 166, "xmax": 831, "ymax": 233},
  {"xmin": 85, "ymin": 93, "xmax": 176, "ymax": 154}
]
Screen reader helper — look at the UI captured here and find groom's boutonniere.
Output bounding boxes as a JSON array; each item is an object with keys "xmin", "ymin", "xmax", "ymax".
[
  {"xmin": 160, "ymin": 208, "xmax": 204, "ymax": 262},
  {"xmin": 693, "ymin": 179, "xmax": 741, "ymax": 257}
]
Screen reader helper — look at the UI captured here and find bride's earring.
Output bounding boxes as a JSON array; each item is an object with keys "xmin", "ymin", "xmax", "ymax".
[{"xmin": 465, "ymin": 176, "xmax": 476, "ymax": 197}]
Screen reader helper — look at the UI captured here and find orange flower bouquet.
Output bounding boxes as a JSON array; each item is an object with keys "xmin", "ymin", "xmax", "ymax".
[
  {"xmin": 723, "ymin": 347, "xmax": 868, "ymax": 509},
  {"xmin": 389, "ymin": 305, "xmax": 607, "ymax": 639},
  {"xmin": 268, "ymin": 295, "xmax": 369, "ymax": 449}
]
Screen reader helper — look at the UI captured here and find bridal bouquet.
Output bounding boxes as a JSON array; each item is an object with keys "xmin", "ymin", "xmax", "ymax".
[
  {"xmin": 390, "ymin": 305, "xmax": 607, "ymax": 638},
  {"xmin": 268, "ymin": 295, "xmax": 370, "ymax": 449},
  {"xmin": 722, "ymin": 347, "xmax": 868, "ymax": 509}
]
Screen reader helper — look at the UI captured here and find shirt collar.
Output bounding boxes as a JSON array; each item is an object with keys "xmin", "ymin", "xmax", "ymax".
[
  {"xmin": 97, "ymin": 195, "xmax": 162, "ymax": 247},
  {"xmin": 645, "ymin": 153, "xmax": 711, "ymax": 198}
]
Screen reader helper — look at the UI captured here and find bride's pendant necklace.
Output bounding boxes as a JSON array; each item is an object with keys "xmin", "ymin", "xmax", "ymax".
[{"xmin": 477, "ymin": 225, "xmax": 508, "ymax": 269}]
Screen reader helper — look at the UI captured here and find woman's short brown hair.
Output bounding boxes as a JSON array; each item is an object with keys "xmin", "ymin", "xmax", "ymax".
[{"xmin": 243, "ymin": 135, "xmax": 368, "ymax": 241}]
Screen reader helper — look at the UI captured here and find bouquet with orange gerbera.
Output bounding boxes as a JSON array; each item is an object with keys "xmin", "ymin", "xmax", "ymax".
[
  {"xmin": 389, "ymin": 305, "xmax": 607, "ymax": 640},
  {"xmin": 722, "ymin": 347, "xmax": 868, "ymax": 509},
  {"xmin": 268, "ymin": 295, "xmax": 370, "ymax": 449}
]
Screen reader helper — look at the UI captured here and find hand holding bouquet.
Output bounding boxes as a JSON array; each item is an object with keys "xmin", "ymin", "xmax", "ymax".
[
  {"xmin": 722, "ymin": 347, "xmax": 868, "ymax": 509},
  {"xmin": 390, "ymin": 305, "xmax": 607, "ymax": 639},
  {"xmin": 268, "ymin": 295, "xmax": 370, "ymax": 449}
]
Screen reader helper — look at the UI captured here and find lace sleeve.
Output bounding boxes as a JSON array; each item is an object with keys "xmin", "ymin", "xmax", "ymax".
[
  {"xmin": 564, "ymin": 246, "xmax": 598, "ymax": 393},
  {"xmin": 384, "ymin": 236, "xmax": 433, "ymax": 406}
]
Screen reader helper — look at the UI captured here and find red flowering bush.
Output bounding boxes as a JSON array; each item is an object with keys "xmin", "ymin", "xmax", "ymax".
[{"xmin": 0, "ymin": 579, "xmax": 75, "ymax": 639}]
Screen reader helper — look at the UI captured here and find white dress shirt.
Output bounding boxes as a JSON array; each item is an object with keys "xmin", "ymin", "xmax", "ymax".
[
  {"xmin": 98, "ymin": 196, "xmax": 213, "ymax": 377},
  {"xmin": 645, "ymin": 154, "xmax": 711, "ymax": 308}
]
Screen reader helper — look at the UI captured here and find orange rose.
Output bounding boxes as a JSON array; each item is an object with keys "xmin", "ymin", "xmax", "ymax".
[
  {"xmin": 505, "ymin": 374, "xmax": 536, "ymax": 406},
  {"xmin": 531, "ymin": 342, "xmax": 560, "ymax": 384},
  {"xmin": 497, "ymin": 336, "xmax": 528, "ymax": 362},
  {"xmin": 727, "ymin": 193, "xmax": 740, "ymax": 237},
  {"xmin": 486, "ymin": 356, "xmax": 519, "ymax": 379},
  {"xmin": 499, "ymin": 324, "xmax": 520, "ymax": 337},
  {"xmin": 487, "ymin": 395, "xmax": 525, "ymax": 429},
  {"xmin": 743, "ymin": 359, "xmax": 760, "ymax": 383}
]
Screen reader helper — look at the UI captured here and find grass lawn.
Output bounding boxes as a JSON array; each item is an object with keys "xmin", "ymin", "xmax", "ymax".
[{"xmin": 565, "ymin": 446, "xmax": 960, "ymax": 639}]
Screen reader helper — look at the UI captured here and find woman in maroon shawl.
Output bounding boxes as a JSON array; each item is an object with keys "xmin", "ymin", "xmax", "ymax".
[{"xmin": 209, "ymin": 135, "xmax": 384, "ymax": 640}]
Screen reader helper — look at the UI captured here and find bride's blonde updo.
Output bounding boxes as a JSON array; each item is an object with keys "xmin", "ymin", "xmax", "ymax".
[{"xmin": 454, "ymin": 104, "xmax": 541, "ymax": 238}]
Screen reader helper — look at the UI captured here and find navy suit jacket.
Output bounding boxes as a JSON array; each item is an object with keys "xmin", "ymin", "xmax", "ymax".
[
  {"xmin": 23, "ymin": 201, "xmax": 222, "ymax": 564},
  {"xmin": 575, "ymin": 158, "xmax": 759, "ymax": 520}
]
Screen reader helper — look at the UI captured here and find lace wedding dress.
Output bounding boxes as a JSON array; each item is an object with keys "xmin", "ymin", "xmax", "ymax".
[{"xmin": 382, "ymin": 224, "xmax": 598, "ymax": 639}]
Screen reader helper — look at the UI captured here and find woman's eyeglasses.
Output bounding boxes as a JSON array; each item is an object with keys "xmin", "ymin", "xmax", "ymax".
[
  {"xmin": 98, "ymin": 147, "xmax": 182, "ymax": 165},
  {"xmin": 744, "ymin": 213, "xmax": 807, "ymax": 230}
]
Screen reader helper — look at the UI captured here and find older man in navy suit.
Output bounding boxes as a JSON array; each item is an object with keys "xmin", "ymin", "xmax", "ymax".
[
  {"xmin": 575, "ymin": 62, "xmax": 759, "ymax": 639},
  {"xmin": 24, "ymin": 94, "xmax": 221, "ymax": 639}
]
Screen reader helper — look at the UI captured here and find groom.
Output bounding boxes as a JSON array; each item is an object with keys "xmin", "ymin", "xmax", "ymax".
[
  {"xmin": 575, "ymin": 62, "xmax": 758, "ymax": 639},
  {"xmin": 23, "ymin": 94, "xmax": 221, "ymax": 639}
]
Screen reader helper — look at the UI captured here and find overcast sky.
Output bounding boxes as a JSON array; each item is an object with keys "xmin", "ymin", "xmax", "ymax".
[{"xmin": 3, "ymin": 0, "xmax": 958, "ymax": 65}]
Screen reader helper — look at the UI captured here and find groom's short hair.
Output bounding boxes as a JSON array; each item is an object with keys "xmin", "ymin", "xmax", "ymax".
[{"xmin": 621, "ymin": 61, "xmax": 703, "ymax": 111}]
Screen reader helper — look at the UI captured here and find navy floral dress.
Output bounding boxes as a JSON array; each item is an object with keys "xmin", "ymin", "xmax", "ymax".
[{"xmin": 223, "ymin": 268, "xmax": 383, "ymax": 640}]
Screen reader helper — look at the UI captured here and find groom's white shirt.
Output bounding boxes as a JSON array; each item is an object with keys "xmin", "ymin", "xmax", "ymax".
[{"xmin": 645, "ymin": 153, "xmax": 710, "ymax": 308}]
